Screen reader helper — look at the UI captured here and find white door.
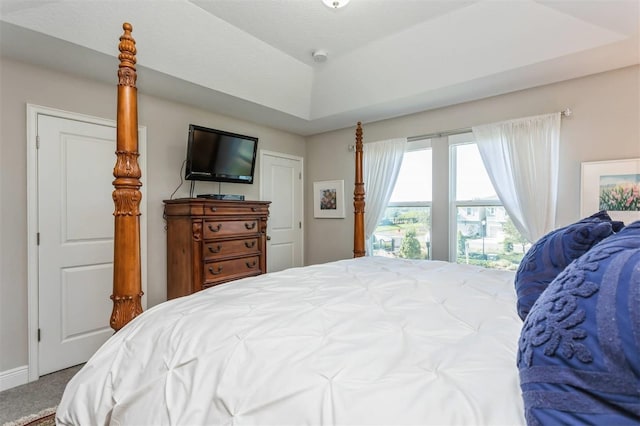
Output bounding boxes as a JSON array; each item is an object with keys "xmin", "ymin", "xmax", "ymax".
[
  {"xmin": 260, "ymin": 151, "xmax": 303, "ymax": 272},
  {"xmin": 37, "ymin": 115, "xmax": 117, "ymax": 375}
]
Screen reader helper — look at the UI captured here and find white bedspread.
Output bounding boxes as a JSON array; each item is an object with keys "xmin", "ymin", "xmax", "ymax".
[{"xmin": 57, "ymin": 257, "xmax": 525, "ymax": 425}]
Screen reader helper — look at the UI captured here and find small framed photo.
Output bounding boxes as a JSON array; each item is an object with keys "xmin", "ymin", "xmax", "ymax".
[
  {"xmin": 313, "ymin": 180, "xmax": 345, "ymax": 218},
  {"xmin": 581, "ymin": 158, "xmax": 640, "ymax": 224}
]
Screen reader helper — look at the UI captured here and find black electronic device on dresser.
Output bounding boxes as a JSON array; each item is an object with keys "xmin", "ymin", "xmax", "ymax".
[
  {"xmin": 197, "ymin": 194, "xmax": 245, "ymax": 201},
  {"xmin": 185, "ymin": 124, "xmax": 258, "ymax": 184}
]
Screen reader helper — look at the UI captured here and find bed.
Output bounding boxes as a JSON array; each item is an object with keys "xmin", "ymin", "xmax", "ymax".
[
  {"xmin": 58, "ymin": 255, "xmax": 524, "ymax": 425},
  {"xmin": 55, "ymin": 23, "xmax": 639, "ymax": 426}
]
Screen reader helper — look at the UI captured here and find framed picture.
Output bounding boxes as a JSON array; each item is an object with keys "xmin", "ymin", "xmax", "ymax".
[
  {"xmin": 313, "ymin": 180, "xmax": 345, "ymax": 218},
  {"xmin": 581, "ymin": 158, "xmax": 640, "ymax": 224}
]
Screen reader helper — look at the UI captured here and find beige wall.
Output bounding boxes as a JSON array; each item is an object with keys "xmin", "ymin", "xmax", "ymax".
[
  {"xmin": 305, "ymin": 65, "xmax": 640, "ymax": 264},
  {"xmin": 0, "ymin": 57, "xmax": 306, "ymax": 373}
]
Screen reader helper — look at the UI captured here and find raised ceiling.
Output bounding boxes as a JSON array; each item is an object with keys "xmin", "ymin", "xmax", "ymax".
[{"xmin": 1, "ymin": 0, "xmax": 638, "ymax": 135}]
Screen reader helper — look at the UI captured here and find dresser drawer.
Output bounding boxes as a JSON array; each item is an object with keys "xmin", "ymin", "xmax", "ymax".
[
  {"xmin": 203, "ymin": 238, "xmax": 259, "ymax": 260},
  {"xmin": 201, "ymin": 203, "xmax": 270, "ymax": 217},
  {"xmin": 203, "ymin": 219, "xmax": 259, "ymax": 239},
  {"xmin": 203, "ymin": 256, "xmax": 261, "ymax": 284}
]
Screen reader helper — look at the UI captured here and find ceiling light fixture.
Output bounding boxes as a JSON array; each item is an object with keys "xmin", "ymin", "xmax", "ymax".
[{"xmin": 322, "ymin": 0, "xmax": 350, "ymax": 9}]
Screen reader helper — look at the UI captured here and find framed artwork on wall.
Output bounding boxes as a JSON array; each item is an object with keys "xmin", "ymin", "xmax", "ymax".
[
  {"xmin": 313, "ymin": 180, "xmax": 345, "ymax": 218},
  {"xmin": 581, "ymin": 158, "xmax": 640, "ymax": 224}
]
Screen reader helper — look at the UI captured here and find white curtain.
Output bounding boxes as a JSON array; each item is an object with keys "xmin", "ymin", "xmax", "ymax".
[
  {"xmin": 363, "ymin": 138, "xmax": 407, "ymax": 255},
  {"xmin": 472, "ymin": 113, "xmax": 560, "ymax": 243}
]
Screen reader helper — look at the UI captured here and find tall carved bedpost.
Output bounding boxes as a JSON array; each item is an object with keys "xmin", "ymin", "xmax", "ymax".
[
  {"xmin": 353, "ymin": 122, "xmax": 365, "ymax": 257},
  {"xmin": 110, "ymin": 23, "xmax": 143, "ymax": 331}
]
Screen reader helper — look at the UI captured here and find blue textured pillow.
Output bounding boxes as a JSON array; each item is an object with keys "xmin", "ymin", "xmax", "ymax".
[
  {"xmin": 517, "ymin": 220, "xmax": 640, "ymax": 425},
  {"xmin": 515, "ymin": 211, "xmax": 624, "ymax": 320}
]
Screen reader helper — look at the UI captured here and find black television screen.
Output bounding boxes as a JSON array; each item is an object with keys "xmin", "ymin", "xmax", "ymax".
[{"xmin": 185, "ymin": 124, "xmax": 258, "ymax": 184}]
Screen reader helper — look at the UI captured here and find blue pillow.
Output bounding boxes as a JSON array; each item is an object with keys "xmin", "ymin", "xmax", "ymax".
[
  {"xmin": 515, "ymin": 211, "xmax": 623, "ymax": 320},
  {"xmin": 517, "ymin": 220, "xmax": 640, "ymax": 425}
]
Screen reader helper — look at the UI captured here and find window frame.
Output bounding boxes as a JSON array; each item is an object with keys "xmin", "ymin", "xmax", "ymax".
[{"xmin": 376, "ymin": 131, "xmax": 525, "ymax": 269}]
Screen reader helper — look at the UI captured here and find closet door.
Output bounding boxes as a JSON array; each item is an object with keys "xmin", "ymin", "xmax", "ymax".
[
  {"xmin": 37, "ymin": 114, "xmax": 116, "ymax": 375},
  {"xmin": 261, "ymin": 151, "xmax": 303, "ymax": 272}
]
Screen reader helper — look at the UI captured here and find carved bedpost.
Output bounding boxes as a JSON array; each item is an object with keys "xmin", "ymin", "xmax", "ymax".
[
  {"xmin": 353, "ymin": 122, "xmax": 365, "ymax": 258},
  {"xmin": 110, "ymin": 23, "xmax": 143, "ymax": 332}
]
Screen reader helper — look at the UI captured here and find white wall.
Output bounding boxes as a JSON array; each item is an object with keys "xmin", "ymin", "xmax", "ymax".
[
  {"xmin": 0, "ymin": 57, "xmax": 306, "ymax": 377},
  {"xmin": 305, "ymin": 65, "xmax": 640, "ymax": 265}
]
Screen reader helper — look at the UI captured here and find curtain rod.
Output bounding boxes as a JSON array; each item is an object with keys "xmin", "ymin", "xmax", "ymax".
[
  {"xmin": 407, "ymin": 108, "xmax": 572, "ymax": 142},
  {"xmin": 408, "ymin": 127, "xmax": 471, "ymax": 141}
]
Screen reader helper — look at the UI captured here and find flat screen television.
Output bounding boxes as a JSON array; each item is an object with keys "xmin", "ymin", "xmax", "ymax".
[{"xmin": 185, "ymin": 124, "xmax": 258, "ymax": 184}]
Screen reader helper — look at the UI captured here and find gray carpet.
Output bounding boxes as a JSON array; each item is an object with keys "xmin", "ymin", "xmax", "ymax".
[{"xmin": 0, "ymin": 364, "xmax": 83, "ymax": 425}]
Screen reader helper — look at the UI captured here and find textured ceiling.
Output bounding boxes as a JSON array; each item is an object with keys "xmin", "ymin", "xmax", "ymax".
[{"xmin": 1, "ymin": 0, "xmax": 638, "ymax": 135}]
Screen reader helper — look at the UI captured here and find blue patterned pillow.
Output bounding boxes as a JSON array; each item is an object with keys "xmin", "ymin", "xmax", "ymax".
[
  {"xmin": 515, "ymin": 211, "xmax": 624, "ymax": 320},
  {"xmin": 517, "ymin": 220, "xmax": 640, "ymax": 425}
]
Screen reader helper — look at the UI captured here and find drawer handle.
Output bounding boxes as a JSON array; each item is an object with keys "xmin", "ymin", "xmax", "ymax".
[
  {"xmin": 208, "ymin": 224, "xmax": 222, "ymax": 232},
  {"xmin": 208, "ymin": 245, "xmax": 222, "ymax": 254},
  {"xmin": 244, "ymin": 240, "xmax": 256, "ymax": 248},
  {"xmin": 246, "ymin": 260, "xmax": 257, "ymax": 269},
  {"xmin": 245, "ymin": 222, "xmax": 256, "ymax": 230},
  {"xmin": 210, "ymin": 207, "xmax": 217, "ymax": 212},
  {"xmin": 251, "ymin": 207, "xmax": 258, "ymax": 212},
  {"xmin": 208, "ymin": 266, "xmax": 223, "ymax": 275}
]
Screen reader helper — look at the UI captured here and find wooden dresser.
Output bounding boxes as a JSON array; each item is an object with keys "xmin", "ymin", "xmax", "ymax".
[{"xmin": 163, "ymin": 198, "xmax": 271, "ymax": 299}]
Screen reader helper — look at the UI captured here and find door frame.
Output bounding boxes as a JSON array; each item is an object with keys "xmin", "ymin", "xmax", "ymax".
[
  {"xmin": 26, "ymin": 104, "xmax": 148, "ymax": 382},
  {"xmin": 259, "ymin": 150, "xmax": 304, "ymax": 269}
]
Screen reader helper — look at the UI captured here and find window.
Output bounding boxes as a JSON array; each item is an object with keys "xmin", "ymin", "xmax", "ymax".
[
  {"xmin": 372, "ymin": 132, "xmax": 529, "ymax": 270},
  {"xmin": 372, "ymin": 141, "xmax": 432, "ymax": 260},
  {"xmin": 452, "ymin": 138, "xmax": 529, "ymax": 270}
]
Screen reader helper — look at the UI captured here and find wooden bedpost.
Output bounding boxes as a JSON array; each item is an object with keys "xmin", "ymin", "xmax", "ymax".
[
  {"xmin": 353, "ymin": 122, "xmax": 365, "ymax": 257},
  {"xmin": 110, "ymin": 22, "xmax": 143, "ymax": 332}
]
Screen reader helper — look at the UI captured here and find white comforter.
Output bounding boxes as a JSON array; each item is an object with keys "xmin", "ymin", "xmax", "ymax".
[{"xmin": 57, "ymin": 257, "xmax": 525, "ymax": 425}]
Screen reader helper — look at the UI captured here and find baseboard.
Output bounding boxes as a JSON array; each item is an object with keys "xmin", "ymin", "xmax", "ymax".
[{"xmin": 0, "ymin": 365, "xmax": 29, "ymax": 391}]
